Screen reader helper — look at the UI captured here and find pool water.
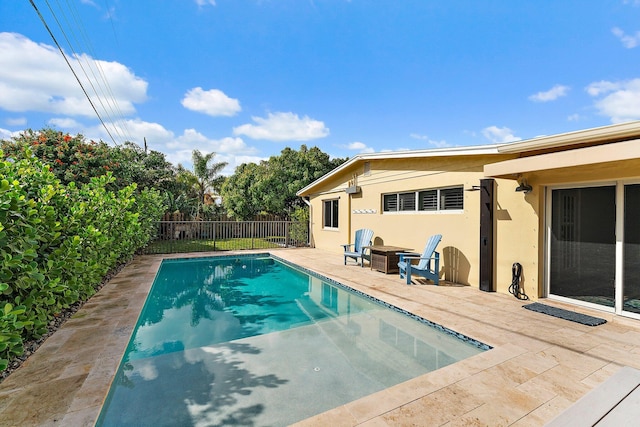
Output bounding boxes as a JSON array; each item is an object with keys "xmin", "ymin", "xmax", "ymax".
[{"xmin": 96, "ymin": 254, "xmax": 488, "ymax": 426}]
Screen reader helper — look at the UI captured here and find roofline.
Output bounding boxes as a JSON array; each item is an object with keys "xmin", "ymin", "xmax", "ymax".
[
  {"xmin": 497, "ymin": 120, "xmax": 640, "ymax": 154},
  {"xmin": 296, "ymin": 144, "xmax": 500, "ymax": 196}
]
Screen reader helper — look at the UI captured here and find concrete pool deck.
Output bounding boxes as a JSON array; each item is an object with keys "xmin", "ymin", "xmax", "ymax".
[{"xmin": 1, "ymin": 248, "xmax": 639, "ymax": 426}]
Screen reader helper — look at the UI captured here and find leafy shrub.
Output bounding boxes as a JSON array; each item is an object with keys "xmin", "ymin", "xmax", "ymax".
[{"xmin": 0, "ymin": 149, "xmax": 166, "ymax": 371}]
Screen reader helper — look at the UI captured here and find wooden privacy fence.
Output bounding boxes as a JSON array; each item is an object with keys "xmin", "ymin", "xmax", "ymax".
[{"xmin": 143, "ymin": 220, "xmax": 309, "ymax": 254}]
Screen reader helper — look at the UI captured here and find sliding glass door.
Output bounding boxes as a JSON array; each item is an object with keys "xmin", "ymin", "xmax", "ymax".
[
  {"xmin": 549, "ymin": 186, "xmax": 616, "ymax": 308},
  {"xmin": 624, "ymin": 184, "xmax": 640, "ymax": 314}
]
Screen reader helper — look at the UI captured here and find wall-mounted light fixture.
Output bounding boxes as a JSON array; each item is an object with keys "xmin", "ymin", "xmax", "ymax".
[
  {"xmin": 465, "ymin": 185, "xmax": 482, "ymax": 192},
  {"xmin": 515, "ymin": 181, "xmax": 532, "ymax": 193}
]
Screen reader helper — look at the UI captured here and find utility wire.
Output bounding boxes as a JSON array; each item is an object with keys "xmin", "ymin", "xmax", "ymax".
[
  {"xmin": 29, "ymin": 0, "xmax": 120, "ymax": 146},
  {"xmin": 47, "ymin": 0, "xmax": 126, "ymax": 143},
  {"xmin": 55, "ymin": 0, "xmax": 133, "ymax": 142}
]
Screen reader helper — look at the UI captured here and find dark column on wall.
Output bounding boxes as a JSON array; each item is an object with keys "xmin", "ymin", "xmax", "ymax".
[{"xmin": 479, "ymin": 178, "xmax": 495, "ymax": 292}]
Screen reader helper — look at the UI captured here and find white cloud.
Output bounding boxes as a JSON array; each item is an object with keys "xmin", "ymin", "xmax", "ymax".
[
  {"xmin": 48, "ymin": 117, "xmax": 82, "ymax": 128},
  {"xmin": 345, "ymin": 141, "xmax": 374, "ymax": 153},
  {"xmin": 612, "ymin": 27, "xmax": 640, "ymax": 48},
  {"xmin": 586, "ymin": 78, "xmax": 640, "ymax": 122},
  {"xmin": 5, "ymin": 117, "xmax": 27, "ymax": 126},
  {"xmin": 481, "ymin": 126, "xmax": 521, "ymax": 143},
  {"xmin": 0, "ymin": 128, "xmax": 19, "ymax": 140},
  {"xmin": 167, "ymin": 131, "xmax": 263, "ymax": 175},
  {"xmin": 181, "ymin": 87, "xmax": 241, "ymax": 117},
  {"xmin": 0, "ymin": 32, "xmax": 147, "ymax": 117},
  {"xmin": 233, "ymin": 112, "xmax": 329, "ymax": 141},
  {"xmin": 112, "ymin": 121, "xmax": 261, "ymax": 173},
  {"xmin": 529, "ymin": 85, "xmax": 570, "ymax": 102},
  {"xmin": 567, "ymin": 113, "xmax": 582, "ymax": 122},
  {"xmin": 410, "ymin": 133, "xmax": 451, "ymax": 148},
  {"xmin": 195, "ymin": 0, "xmax": 216, "ymax": 6},
  {"xmin": 586, "ymin": 80, "xmax": 621, "ymax": 96}
]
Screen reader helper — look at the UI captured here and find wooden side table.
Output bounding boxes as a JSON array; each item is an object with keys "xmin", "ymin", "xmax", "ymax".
[{"xmin": 365, "ymin": 246, "xmax": 412, "ymax": 274}]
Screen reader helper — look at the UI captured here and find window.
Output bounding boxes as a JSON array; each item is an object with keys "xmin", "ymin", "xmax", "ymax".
[
  {"xmin": 323, "ymin": 199, "xmax": 339, "ymax": 228},
  {"xmin": 440, "ymin": 187, "xmax": 464, "ymax": 210},
  {"xmin": 398, "ymin": 192, "xmax": 416, "ymax": 211},
  {"xmin": 418, "ymin": 190, "xmax": 437, "ymax": 211},
  {"xmin": 383, "ymin": 194, "xmax": 398, "ymax": 212},
  {"xmin": 383, "ymin": 186, "xmax": 463, "ymax": 213}
]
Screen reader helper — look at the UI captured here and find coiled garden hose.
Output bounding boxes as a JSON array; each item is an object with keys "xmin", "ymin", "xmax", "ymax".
[{"xmin": 509, "ymin": 262, "xmax": 529, "ymax": 300}]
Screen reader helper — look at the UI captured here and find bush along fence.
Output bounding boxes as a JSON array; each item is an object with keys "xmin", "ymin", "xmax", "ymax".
[
  {"xmin": 0, "ymin": 149, "xmax": 165, "ymax": 372},
  {"xmin": 144, "ymin": 220, "xmax": 309, "ymax": 254}
]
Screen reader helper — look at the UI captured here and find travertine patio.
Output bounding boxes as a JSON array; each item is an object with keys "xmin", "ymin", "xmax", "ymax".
[{"xmin": 1, "ymin": 248, "xmax": 639, "ymax": 426}]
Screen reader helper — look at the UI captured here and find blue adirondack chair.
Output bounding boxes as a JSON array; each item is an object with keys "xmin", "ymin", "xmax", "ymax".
[
  {"xmin": 397, "ymin": 234, "xmax": 442, "ymax": 285},
  {"xmin": 342, "ymin": 228, "xmax": 374, "ymax": 267}
]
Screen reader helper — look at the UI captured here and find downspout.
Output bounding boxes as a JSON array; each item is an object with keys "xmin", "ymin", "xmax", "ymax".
[{"xmin": 301, "ymin": 196, "xmax": 313, "ymax": 247}]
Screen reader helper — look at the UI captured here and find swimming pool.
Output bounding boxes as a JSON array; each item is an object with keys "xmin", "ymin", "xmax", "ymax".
[{"xmin": 96, "ymin": 254, "xmax": 489, "ymax": 426}]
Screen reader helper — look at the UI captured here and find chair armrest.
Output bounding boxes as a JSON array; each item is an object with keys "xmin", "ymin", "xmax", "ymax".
[
  {"xmin": 398, "ymin": 252, "xmax": 440, "ymax": 262},
  {"xmin": 396, "ymin": 252, "xmax": 419, "ymax": 257}
]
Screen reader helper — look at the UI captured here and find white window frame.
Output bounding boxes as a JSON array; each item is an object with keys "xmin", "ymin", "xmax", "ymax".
[{"xmin": 322, "ymin": 198, "xmax": 339, "ymax": 229}]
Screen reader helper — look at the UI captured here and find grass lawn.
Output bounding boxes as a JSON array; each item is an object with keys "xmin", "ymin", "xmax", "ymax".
[{"xmin": 143, "ymin": 237, "xmax": 291, "ymax": 254}]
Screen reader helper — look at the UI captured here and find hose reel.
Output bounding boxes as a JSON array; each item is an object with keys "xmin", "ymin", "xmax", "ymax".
[{"xmin": 509, "ymin": 262, "xmax": 529, "ymax": 300}]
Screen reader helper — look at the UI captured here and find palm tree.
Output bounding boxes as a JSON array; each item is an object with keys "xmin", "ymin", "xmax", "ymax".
[{"xmin": 177, "ymin": 150, "xmax": 228, "ymax": 218}]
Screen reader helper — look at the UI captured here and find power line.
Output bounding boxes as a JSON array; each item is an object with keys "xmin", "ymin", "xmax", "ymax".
[
  {"xmin": 29, "ymin": 0, "xmax": 121, "ymax": 146},
  {"xmin": 55, "ymin": 0, "xmax": 134, "ymax": 142}
]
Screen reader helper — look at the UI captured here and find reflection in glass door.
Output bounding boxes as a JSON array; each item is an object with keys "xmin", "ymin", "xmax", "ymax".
[
  {"xmin": 549, "ymin": 186, "xmax": 616, "ymax": 308},
  {"xmin": 624, "ymin": 184, "xmax": 640, "ymax": 314}
]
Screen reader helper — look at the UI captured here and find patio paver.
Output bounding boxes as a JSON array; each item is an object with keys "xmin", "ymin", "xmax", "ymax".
[{"xmin": 0, "ymin": 248, "xmax": 638, "ymax": 426}]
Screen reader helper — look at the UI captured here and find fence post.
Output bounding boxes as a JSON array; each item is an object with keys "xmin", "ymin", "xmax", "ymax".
[
  {"xmin": 213, "ymin": 221, "xmax": 216, "ymax": 251},
  {"xmin": 285, "ymin": 222, "xmax": 290, "ymax": 247},
  {"xmin": 251, "ymin": 222, "xmax": 255, "ymax": 249}
]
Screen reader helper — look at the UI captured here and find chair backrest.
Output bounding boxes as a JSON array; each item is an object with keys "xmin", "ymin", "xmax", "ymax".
[
  {"xmin": 416, "ymin": 234, "xmax": 442, "ymax": 270},
  {"xmin": 354, "ymin": 228, "xmax": 374, "ymax": 253}
]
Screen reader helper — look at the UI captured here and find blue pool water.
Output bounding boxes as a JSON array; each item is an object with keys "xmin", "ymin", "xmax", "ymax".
[{"xmin": 96, "ymin": 254, "xmax": 488, "ymax": 426}]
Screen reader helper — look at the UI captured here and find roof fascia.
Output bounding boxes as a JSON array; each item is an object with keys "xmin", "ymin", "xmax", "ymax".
[
  {"xmin": 296, "ymin": 144, "xmax": 500, "ymax": 196},
  {"xmin": 497, "ymin": 120, "xmax": 640, "ymax": 154}
]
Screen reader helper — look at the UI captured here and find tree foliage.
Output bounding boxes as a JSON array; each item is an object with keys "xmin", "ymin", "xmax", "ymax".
[
  {"xmin": 221, "ymin": 145, "xmax": 346, "ymax": 220},
  {"xmin": 1, "ymin": 128, "xmax": 114, "ymax": 187},
  {"xmin": 2, "ymin": 130, "xmax": 178, "ymax": 194}
]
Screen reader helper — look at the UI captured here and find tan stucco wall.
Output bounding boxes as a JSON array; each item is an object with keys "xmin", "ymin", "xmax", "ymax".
[
  {"xmin": 303, "ymin": 131, "xmax": 640, "ymax": 304},
  {"xmin": 497, "ymin": 157, "xmax": 640, "ymax": 300},
  {"xmin": 493, "ymin": 180, "xmax": 541, "ymax": 298},
  {"xmin": 307, "ymin": 155, "xmax": 537, "ymax": 293}
]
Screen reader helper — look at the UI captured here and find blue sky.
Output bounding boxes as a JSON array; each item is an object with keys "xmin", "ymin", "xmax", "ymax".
[{"xmin": 1, "ymin": 1, "xmax": 640, "ymax": 174}]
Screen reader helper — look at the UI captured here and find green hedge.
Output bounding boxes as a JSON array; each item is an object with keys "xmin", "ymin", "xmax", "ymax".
[{"xmin": 0, "ymin": 149, "xmax": 165, "ymax": 371}]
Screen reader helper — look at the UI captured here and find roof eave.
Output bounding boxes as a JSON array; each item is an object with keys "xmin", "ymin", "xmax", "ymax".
[
  {"xmin": 296, "ymin": 144, "xmax": 501, "ymax": 197},
  {"xmin": 497, "ymin": 120, "xmax": 640, "ymax": 154}
]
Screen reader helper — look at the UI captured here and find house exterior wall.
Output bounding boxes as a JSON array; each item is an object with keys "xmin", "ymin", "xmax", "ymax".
[
  {"xmin": 493, "ymin": 179, "xmax": 542, "ymax": 299},
  {"xmin": 300, "ymin": 123, "xmax": 640, "ymax": 310},
  {"xmin": 513, "ymin": 157, "xmax": 640, "ymax": 299},
  {"xmin": 306, "ymin": 154, "xmax": 542, "ymax": 295}
]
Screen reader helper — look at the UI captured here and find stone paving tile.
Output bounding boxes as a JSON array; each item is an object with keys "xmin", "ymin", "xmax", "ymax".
[
  {"xmin": 382, "ymin": 383, "xmax": 485, "ymax": 426},
  {"xmin": 2, "ymin": 248, "xmax": 640, "ymax": 426},
  {"xmin": 292, "ymin": 404, "xmax": 358, "ymax": 427}
]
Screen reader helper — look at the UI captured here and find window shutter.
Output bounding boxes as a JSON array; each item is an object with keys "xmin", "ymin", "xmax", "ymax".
[
  {"xmin": 440, "ymin": 187, "xmax": 464, "ymax": 210},
  {"xmin": 399, "ymin": 192, "xmax": 416, "ymax": 211},
  {"xmin": 383, "ymin": 194, "xmax": 398, "ymax": 212},
  {"xmin": 418, "ymin": 190, "xmax": 438, "ymax": 211}
]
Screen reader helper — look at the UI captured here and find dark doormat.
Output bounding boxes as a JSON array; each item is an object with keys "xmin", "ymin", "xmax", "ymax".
[{"xmin": 523, "ymin": 302, "xmax": 607, "ymax": 326}]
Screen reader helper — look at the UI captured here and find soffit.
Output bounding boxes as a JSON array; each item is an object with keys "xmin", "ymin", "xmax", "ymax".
[{"xmin": 484, "ymin": 138, "xmax": 640, "ymax": 179}]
